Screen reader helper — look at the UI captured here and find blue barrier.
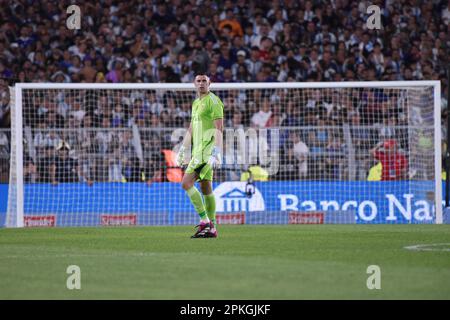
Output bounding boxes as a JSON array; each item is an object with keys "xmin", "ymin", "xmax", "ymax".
[{"xmin": 0, "ymin": 181, "xmax": 446, "ymax": 226}]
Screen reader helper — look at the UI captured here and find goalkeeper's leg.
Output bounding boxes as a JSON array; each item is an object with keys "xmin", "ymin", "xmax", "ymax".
[
  {"xmin": 200, "ymin": 181, "xmax": 216, "ymax": 223},
  {"xmin": 200, "ymin": 181, "xmax": 217, "ymax": 238},
  {"xmin": 199, "ymin": 165, "xmax": 217, "ymax": 238},
  {"xmin": 181, "ymin": 171, "xmax": 209, "ymax": 223},
  {"xmin": 181, "ymin": 170, "xmax": 212, "ymax": 238}
]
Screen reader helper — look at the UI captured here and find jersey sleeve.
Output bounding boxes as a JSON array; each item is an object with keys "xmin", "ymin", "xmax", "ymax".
[{"xmin": 209, "ymin": 95, "xmax": 224, "ymax": 120}]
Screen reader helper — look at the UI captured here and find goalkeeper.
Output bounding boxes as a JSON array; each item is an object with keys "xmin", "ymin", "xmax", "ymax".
[{"xmin": 176, "ymin": 74, "xmax": 224, "ymax": 238}]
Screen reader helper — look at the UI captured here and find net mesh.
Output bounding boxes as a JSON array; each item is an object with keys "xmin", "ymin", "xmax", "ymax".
[{"xmin": 7, "ymin": 84, "xmax": 439, "ymax": 226}]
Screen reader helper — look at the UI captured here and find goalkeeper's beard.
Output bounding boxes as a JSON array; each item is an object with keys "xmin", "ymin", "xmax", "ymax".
[{"xmin": 197, "ymin": 88, "xmax": 209, "ymax": 96}]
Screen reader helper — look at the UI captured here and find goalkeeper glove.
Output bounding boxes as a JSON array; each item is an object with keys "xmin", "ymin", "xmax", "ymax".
[
  {"xmin": 176, "ymin": 145, "xmax": 186, "ymax": 166},
  {"xmin": 207, "ymin": 146, "xmax": 222, "ymax": 169}
]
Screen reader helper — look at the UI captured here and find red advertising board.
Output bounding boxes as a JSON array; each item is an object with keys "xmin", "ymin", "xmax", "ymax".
[
  {"xmin": 101, "ymin": 214, "xmax": 137, "ymax": 226},
  {"xmin": 24, "ymin": 215, "xmax": 56, "ymax": 227},
  {"xmin": 216, "ymin": 213, "xmax": 245, "ymax": 225},
  {"xmin": 288, "ymin": 212, "xmax": 324, "ymax": 224}
]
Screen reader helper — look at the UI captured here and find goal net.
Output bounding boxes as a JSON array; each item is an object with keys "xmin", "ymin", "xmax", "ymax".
[{"xmin": 5, "ymin": 81, "xmax": 442, "ymax": 227}]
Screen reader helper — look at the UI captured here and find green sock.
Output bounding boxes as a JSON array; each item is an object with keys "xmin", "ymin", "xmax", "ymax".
[
  {"xmin": 186, "ymin": 186, "xmax": 208, "ymax": 221},
  {"xmin": 204, "ymin": 193, "xmax": 216, "ymax": 225}
]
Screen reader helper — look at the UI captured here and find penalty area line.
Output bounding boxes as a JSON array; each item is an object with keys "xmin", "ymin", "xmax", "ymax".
[{"xmin": 404, "ymin": 243, "xmax": 450, "ymax": 252}]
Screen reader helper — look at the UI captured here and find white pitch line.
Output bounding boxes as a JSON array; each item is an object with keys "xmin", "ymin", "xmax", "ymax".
[
  {"xmin": 404, "ymin": 243, "xmax": 450, "ymax": 252},
  {"xmin": 0, "ymin": 252, "xmax": 159, "ymax": 259}
]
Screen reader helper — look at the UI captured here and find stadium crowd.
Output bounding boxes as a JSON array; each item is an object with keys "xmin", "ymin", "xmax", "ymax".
[{"xmin": 0, "ymin": 0, "xmax": 449, "ymax": 183}]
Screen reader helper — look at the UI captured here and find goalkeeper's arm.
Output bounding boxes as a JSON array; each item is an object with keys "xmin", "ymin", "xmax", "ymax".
[
  {"xmin": 181, "ymin": 122, "xmax": 192, "ymax": 150},
  {"xmin": 212, "ymin": 118, "xmax": 223, "ymax": 153},
  {"xmin": 176, "ymin": 123, "xmax": 192, "ymax": 166},
  {"xmin": 208, "ymin": 118, "xmax": 223, "ymax": 169}
]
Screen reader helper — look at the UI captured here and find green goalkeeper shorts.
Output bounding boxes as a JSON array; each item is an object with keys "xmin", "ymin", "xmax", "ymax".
[{"xmin": 185, "ymin": 157, "xmax": 213, "ymax": 181}]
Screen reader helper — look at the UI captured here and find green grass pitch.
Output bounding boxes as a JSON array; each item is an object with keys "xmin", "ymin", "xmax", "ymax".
[{"xmin": 0, "ymin": 225, "xmax": 449, "ymax": 299}]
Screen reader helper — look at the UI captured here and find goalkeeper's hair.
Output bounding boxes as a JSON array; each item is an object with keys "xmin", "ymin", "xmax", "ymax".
[{"xmin": 194, "ymin": 74, "xmax": 211, "ymax": 82}]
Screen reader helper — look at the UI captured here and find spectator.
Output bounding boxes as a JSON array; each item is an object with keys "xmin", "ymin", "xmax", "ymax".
[
  {"xmin": 23, "ymin": 153, "xmax": 37, "ymax": 183},
  {"xmin": 266, "ymin": 112, "xmax": 283, "ymax": 128},
  {"xmin": 218, "ymin": 9, "xmax": 244, "ymax": 37},
  {"xmin": 314, "ymin": 24, "xmax": 337, "ymax": 47},
  {"xmin": 319, "ymin": 50, "xmax": 339, "ymax": 81},
  {"xmin": 34, "ymin": 121, "xmax": 50, "ymax": 154},
  {"xmin": 108, "ymin": 149, "xmax": 123, "ymax": 182},
  {"xmin": 208, "ymin": 62, "xmax": 223, "ymax": 83},
  {"xmin": 379, "ymin": 114, "xmax": 398, "ymax": 140},
  {"xmin": 222, "ymin": 68, "xmax": 233, "ymax": 82},
  {"xmin": 49, "ymin": 141, "xmax": 89, "ymax": 184},
  {"xmin": 68, "ymin": 99, "xmax": 86, "ymax": 123},
  {"xmin": 349, "ymin": 110, "xmax": 371, "ymax": 150},
  {"xmin": 0, "ymin": 81, "xmax": 10, "ymax": 128},
  {"xmin": 95, "ymin": 116, "xmax": 114, "ymax": 154},
  {"xmin": 106, "ymin": 60, "xmax": 124, "ymax": 83},
  {"xmin": 291, "ymin": 131, "xmax": 309, "ymax": 179},
  {"xmin": 37, "ymin": 145, "xmax": 55, "ymax": 183},
  {"xmin": 127, "ymin": 99, "xmax": 145, "ymax": 127},
  {"xmin": 245, "ymin": 129, "xmax": 268, "ymax": 166},
  {"xmin": 250, "ymin": 98, "xmax": 272, "ymax": 128},
  {"xmin": 258, "ymin": 37, "xmax": 273, "ymax": 62},
  {"xmin": 79, "ymin": 57, "xmax": 97, "ymax": 82},
  {"xmin": 231, "ymin": 50, "xmax": 247, "ymax": 78},
  {"xmin": 122, "ymin": 156, "xmax": 142, "ymax": 182},
  {"xmin": 112, "ymin": 103, "xmax": 125, "ymax": 127},
  {"xmin": 369, "ymin": 139, "xmax": 408, "ymax": 181},
  {"xmin": 79, "ymin": 115, "xmax": 95, "ymax": 151},
  {"xmin": 218, "ymin": 45, "xmax": 234, "ymax": 70},
  {"xmin": 325, "ymin": 135, "xmax": 345, "ymax": 180},
  {"xmin": 68, "ymin": 55, "xmax": 82, "ymax": 75},
  {"xmin": 0, "ymin": 130, "xmax": 8, "ymax": 159},
  {"xmin": 314, "ymin": 117, "xmax": 329, "ymax": 151},
  {"xmin": 0, "ymin": 60, "xmax": 13, "ymax": 80},
  {"xmin": 443, "ymin": 1, "xmax": 450, "ymax": 23},
  {"xmin": 246, "ymin": 46, "xmax": 263, "ymax": 80},
  {"xmin": 144, "ymin": 90, "xmax": 164, "ymax": 116},
  {"xmin": 143, "ymin": 151, "xmax": 164, "ymax": 186},
  {"xmin": 34, "ymin": 121, "xmax": 61, "ymax": 153},
  {"xmin": 251, "ymin": 22, "xmax": 276, "ymax": 47},
  {"xmin": 227, "ymin": 110, "xmax": 244, "ymax": 129},
  {"xmin": 235, "ymin": 63, "xmax": 251, "ymax": 82}
]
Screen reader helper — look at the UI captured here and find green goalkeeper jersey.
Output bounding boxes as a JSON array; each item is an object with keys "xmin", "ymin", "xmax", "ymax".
[{"xmin": 191, "ymin": 91, "xmax": 224, "ymax": 163}]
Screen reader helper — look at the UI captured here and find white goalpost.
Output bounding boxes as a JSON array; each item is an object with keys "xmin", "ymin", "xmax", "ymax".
[{"xmin": 5, "ymin": 81, "xmax": 442, "ymax": 227}]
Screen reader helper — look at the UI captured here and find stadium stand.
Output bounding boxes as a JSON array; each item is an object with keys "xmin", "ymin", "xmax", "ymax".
[{"xmin": 0, "ymin": 0, "xmax": 448, "ymax": 182}]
